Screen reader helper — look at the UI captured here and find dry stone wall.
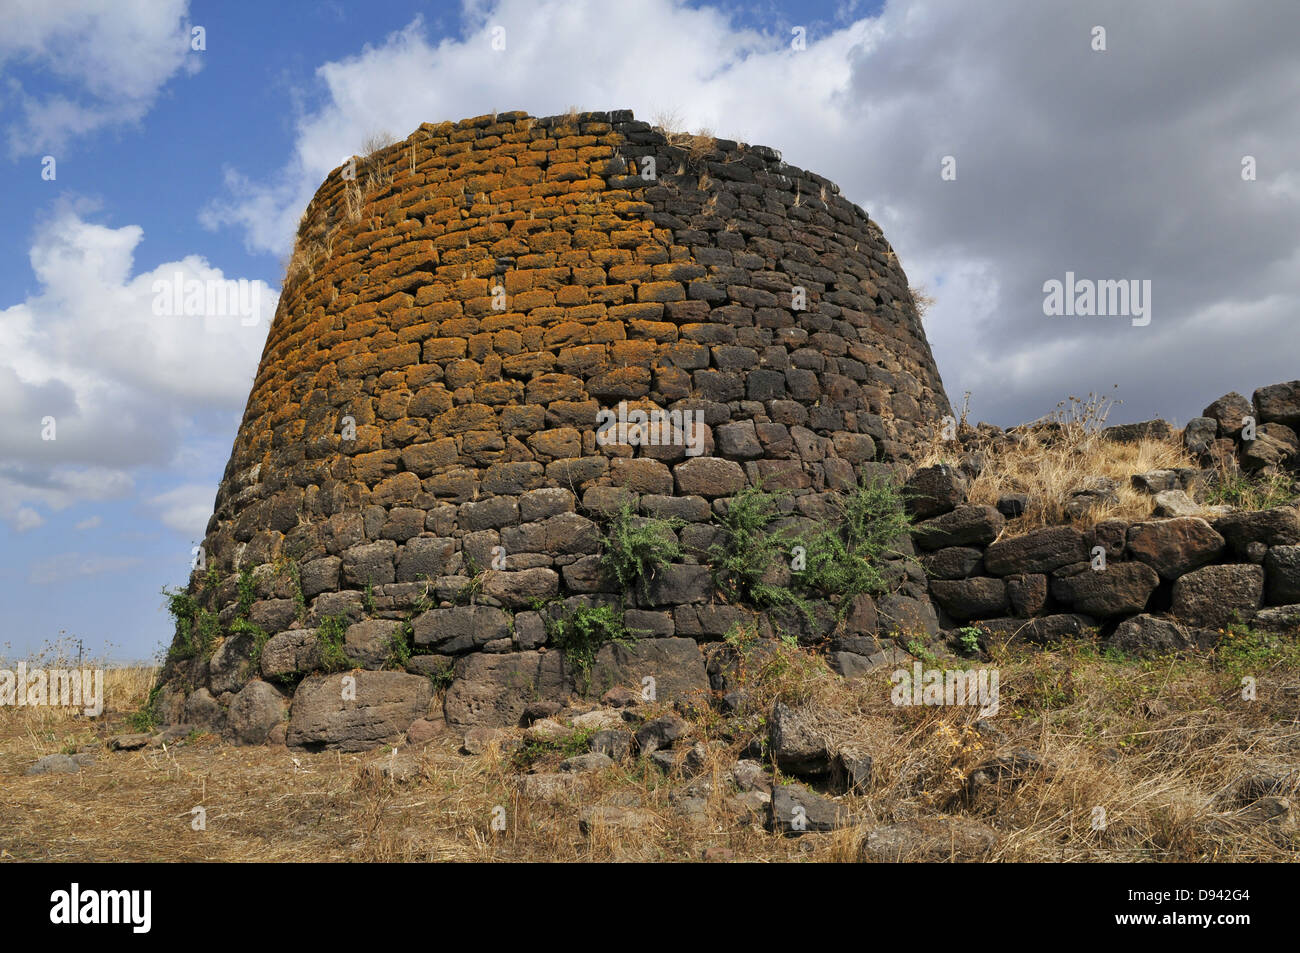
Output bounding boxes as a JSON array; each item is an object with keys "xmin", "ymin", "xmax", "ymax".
[{"xmin": 154, "ymin": 109, "xmax": 951, "ymax": 748}]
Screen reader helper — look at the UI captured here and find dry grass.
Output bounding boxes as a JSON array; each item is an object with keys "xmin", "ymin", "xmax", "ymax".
[
  {"xmin": 4, "ymin": 630, "xmax": 1297, "ymax": 862},
  {"xmin": 920, "ymin": 392, "xmax": 1213, "ymax": 534}
]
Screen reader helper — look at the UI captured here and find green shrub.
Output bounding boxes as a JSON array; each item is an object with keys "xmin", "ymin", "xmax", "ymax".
[
  {"xmin": 543, "ymin": 603, "xmax": 632, "ymax": 686},
  {"xmin": 229, "ymin": 617, "xmax": 271, "ymax": 678},
  {"xmin": 387, "ymin": 622, "xmax": 413, "ymax": 669},
  {"xmin": 315, "ymin": 615, "xmax": 357, "ymax": 673},
  {"xmin": 707, "ymin": 484, "xmax": 795, "ymax": 606},
  {"xmin": 163, "ymin": 587, "xmax": 221, "ymax": 663},
  {"xmin": 236, "ymin": 566, "xmax": 257, "ymax": 618},
  {"xmin": 795, "ymin": 475, "xmax": 911, "ymax": 609},
  {"xmin": 600, "ymin": 501, "xmax": 683, "ymax": 596}
]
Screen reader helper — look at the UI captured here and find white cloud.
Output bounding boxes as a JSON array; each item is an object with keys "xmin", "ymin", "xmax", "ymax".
[
  {"xmin": 0, "ymin": 0, "xmax": 199, "ymax": 156},
  {"xmin": 74, "ymin": 515, "xmax": 102, "ymax": 530},
  {"xmin": 0, "ymin": 209, "xmax": 273, "ymax": 530},
  {"xmin": 147, "ymin": 483, "xmax": 214, "ymax": 538}
]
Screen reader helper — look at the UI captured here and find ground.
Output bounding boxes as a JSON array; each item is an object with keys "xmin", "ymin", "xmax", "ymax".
[{"xmin": 3, "ymin": 629, "xmax": 1297, "ymax": 863}]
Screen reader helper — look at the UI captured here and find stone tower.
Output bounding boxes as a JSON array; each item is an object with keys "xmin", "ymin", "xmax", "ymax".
[{"xmin": 155, "ymin": 109, "xmax": 951, "ymax": 749}]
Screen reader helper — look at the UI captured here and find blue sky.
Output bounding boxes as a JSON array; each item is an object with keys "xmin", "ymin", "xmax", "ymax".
[{"xmin": 1, "ymin": 0, "xmax": 1296, "ymax": 661}]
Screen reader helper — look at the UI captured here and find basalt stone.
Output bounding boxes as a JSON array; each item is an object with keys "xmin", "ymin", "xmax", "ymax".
[
  {"xmin": 412, "ymin": 605, "xmax": 511, "ymax": 654},
  {"xmin": 1102, "ymin": 420, "xmax": 1172, "ymax": 444},
  {"xmin": 1109, "ymin": 614, "xmax": 1195, "ymax": 657},
  {"xmin": 903, "ymin": 464, "xmax": 968, "ymax": 519},
  {"xmin": 1264, "ymin": 545, "xmax": 1300, "ymax": 605},
  {"xmin": 443, "ymin": 650, "xmax": 575, "ymax": 729},
  {"xmin": 1241, "ymin": 423, "xmax": 1298, "ymax": 469},
  {"xmin": 920, "ymin": 547, "xmax": 984, "ymax": 580},
  {"xmin": 973, "ymin": 614, "xmax": 1098, "ymax": 646},
  {"xmin": 345, "ymin": 619, "xmax": 401, "ymax": 669},
  {"xmin": 226, "ymin": 680, "xmax": 290, "ymax": 745},
  {"xmin": 982, "ymin": 526, "xmax": 1088, "ymax": 575},
  {"xmin": 1203, "ymin": 392, "xmax": 1254, "ymax": 437},
  {"xmin": 588, "ymin": 638, "xmax": 709, "ymax": 706},
  {"xmin": 287, "ymin": 672, "xmax": 432, "ymax": 751},
  {"xmin": 1005, "ymin": 573, "xmax": 1048, "ymax": 617},
  {"xmin": 1171, "ymin": 564, "xmax": 1264, "ymax": 628},
  {"xmin": 1126, "ymin": 517, "xmax": 1225, "ymax": 580},
  {"xmin": 911, "ymin": 505, "xmax": 1004, "ymax": 551},
  {"xmin": 1254, "ymin": 380, "xmax": 1300, "ymax": 429},
  {"xmin": 1213, "ymin": 507, "xmax": 1300, "ymax": 555},
  {"xmin": 876, "ymin": 593, "xmax": 940, "ymax": 638},
  {"xmin": 260, "ymin": 628, "xmax": 321, "ymax": 678},
  {"xmin": 1183, "ymin": 417, "xmax": 1219, "ymax": 455},
  {"xmin": 928, "ymin": 577, "xmax": 1009, "ymax": 620},
  {"xmin": 1049, "ymin": 561, "xmax": 1159, "ymax": 617}
]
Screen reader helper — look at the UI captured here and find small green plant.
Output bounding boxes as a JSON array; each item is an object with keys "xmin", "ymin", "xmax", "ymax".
[
  {"xmin": 957, "ymin": 625, "xmax": 983, "ymax": 656},
  {"xmin": 454, "ymin": 557, "xmax": 485, "ymax": 606},
  {"xmin": 796, "ymin": 476, "xmax": 911, "ymax": 611},
  {"xmin": 387, "ymin": 622, "xmax": 412, "ymax": 669},
  {"xmin": 162, "ymin": 587, "xmax": 221, "ymax": 663},
  {"xmin": 511, "ymin": 726, "xmax": 597, "ymax": 770},
  {"xmin": 236, "ymin": 566, "xmax": 257, "ymax": 618},
  {"xmin": 543, "ymin": 603, "xmax": 632, "ymax": 686},
  {"xmin": 231, "ymin": 617, "xmax": 270, "ymax": 676},
  {"xmin": 428, "ymin": 665, "xmax": 455, "ymax": 693},
  {"xmin": 1203, "ymin": 469, "xmax": 1296, "ymax": 511},
  {"xmin": 315, "ymin": 615, "xmax": 358, "ymax": 673},
  {"xmin": 363, "ymin": 582, "xmax": 377, "ymax": 615},
  {"xmin": 903, "ymin": 636, "xmax": 938, "ymax": 663},
  {"xmin": 1214, "ymin": 620, "xmax": 1300, "ymax": 683},
  {"xmin": 127, "ymin": 682, "xmax": 164, "ymax": 733},
  {"xmin": 600, "ymin": 502, "xmax": 683, "ymax": 596},
  {"xmin": 708, "ymin": 484, "xmax": 794, "ymax": 606}
]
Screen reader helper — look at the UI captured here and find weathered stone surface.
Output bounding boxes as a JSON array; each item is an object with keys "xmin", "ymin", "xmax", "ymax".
[
  {"xmin": 1049, "ymin": 561, "xmax": 1159, "ymax": 616},
  {"xmin": 975, "ymin": 614, "xmax": 1099, "ymax": 646},
  {"xmin": 1171, "ymin": 564, "xmax": 1264, "ymax": 628},
  {"xmin": 1213, "ymin": 507, "xmax": 1300, "ymax": 555},
  {"xmin": 920, "ymin": 546, "xmax": 983, "ymax": 580},
  {"xmin": 904, "ymin": 464, "xmax": 968, "ymax": 519},
  {"xmin": 911, "ymin": 505, "xmax": 1004, "ymax": 551},
  {"xmin": 1264, "ymin": 545, "xmax": 1300, "ymax": 605},
  {"xmin": 770, "ymin": 701, "xmax": 832, "ymax": 778},
  {"xmin": 443, "ymin": 650, "xmax": 574, "ymax": 729},
  {"xmin": 412, "ymin": 605, "xmax": 510, "ymax": 654},
  {"xmin": 876, "ymin": 593, "xmax": 940, "ymax": 637},
  {"xmin": 227, "ymin": 680, "xmax": 289, "ymax": 745},
  {"xmin": 208, "ymin": 633, "xmax": 254, "ymax": 695},
  {"xmin": 261, "ymin": 628, "xmax": 321, "ymax": 678},
  {"xmin": 344, "ymin": 619, "xmax": 399, "ymax": 669},
  {"xmin": 588, "ymin": 638, "xmax": 709, "ymax": 704},
  {"xmin": 1006, "ymin": 573, "xmax": 1048, "ymax": 617},
  {"xmin": 1126, "ymin": 517, "xmax": 1225, "ymax": 579},
  {"xmin": 769, "ymin": 783, "xmax": 850, "ymax": 835},
  {"xmin": 1254, "ymin": 379, "xmax": 1300, "ymax": 429},
  {"xmin": 982, "ymin": 526, "xmax": 1088, "ymax": 575},
  {"xmin": 1241, "ymin": 423, "xmax": 1298, "ymax": 469},
  {"xmin": 928, "ymin": 577, "xmax": 1008, "ymax": 620},
  {"xmin": 1109, "ymin": 614, "xmax": 1197, "ymax": 657},
  {"xmin": 1203, "ymin": 393, "xmax": 1254, "ymax": 436},
  {"xmin": 287, "ymin": 672, "xmax": 432, "ymax": 751}
]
